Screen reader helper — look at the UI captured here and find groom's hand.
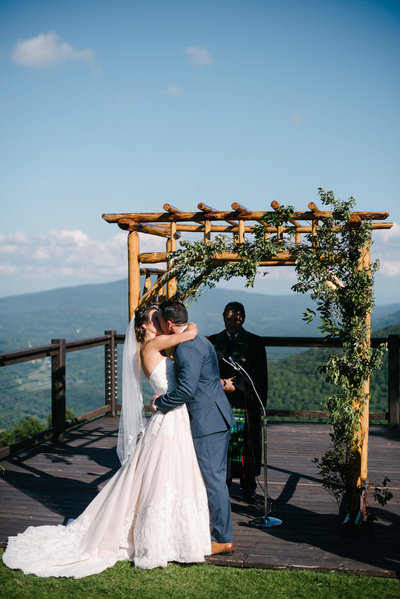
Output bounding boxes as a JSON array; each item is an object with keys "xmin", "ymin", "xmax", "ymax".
[{"xmin": 150, "ymin": 395, "xmax": 160, "ymax": 413}]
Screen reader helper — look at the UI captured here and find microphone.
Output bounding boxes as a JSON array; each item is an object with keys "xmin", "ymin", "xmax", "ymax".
[
  {"xmin": 227, "ymin": 356, "xmax": 240, "ymax": 371},
  {"xmin": 226, "ymin": 356, "xmax": 266, "ymax": 417},
  {"xmin": 216, "ymin": 351, "xmax": 240, "ymax": 372}
]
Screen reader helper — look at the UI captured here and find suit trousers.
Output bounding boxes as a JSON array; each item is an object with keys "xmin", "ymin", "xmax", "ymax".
[{"xmin": 193, "ymin": 428, "xmax": 233, "ymax": 543}]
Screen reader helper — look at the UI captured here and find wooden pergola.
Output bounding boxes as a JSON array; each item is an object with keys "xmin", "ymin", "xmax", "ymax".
[{"xmin": 103, "ymin": 201, "xmax": 392, "ymax": 521}]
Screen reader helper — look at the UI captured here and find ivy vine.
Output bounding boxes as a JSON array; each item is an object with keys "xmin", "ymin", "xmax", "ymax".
[{"xmin": 166, "ymin": 188, "xmax": 387, "ymax": 506}]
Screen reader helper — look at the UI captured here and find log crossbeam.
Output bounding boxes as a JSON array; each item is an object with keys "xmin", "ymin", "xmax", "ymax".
[
  {"xmin": 118, "ymin": 221, "xmax": 391, "ymax": 235},
  {"xmin": 103, "ymin": 210, "xmax": 389, "ymax": 225}
]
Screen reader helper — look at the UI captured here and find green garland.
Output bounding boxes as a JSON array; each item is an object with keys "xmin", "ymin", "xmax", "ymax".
[{"xmin": 167, "ymin": 189, "xmax": 387, "ymax": 503}]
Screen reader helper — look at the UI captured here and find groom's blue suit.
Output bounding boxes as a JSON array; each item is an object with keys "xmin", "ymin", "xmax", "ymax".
[{"xmin": 155, "ymin": 334, "xmax": 235, "ymax": 543}]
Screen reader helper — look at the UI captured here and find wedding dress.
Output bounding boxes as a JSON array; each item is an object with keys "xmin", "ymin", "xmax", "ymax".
[{"xmin": 2, "ymin": 357, "xmax": 211, "ymax": 577}]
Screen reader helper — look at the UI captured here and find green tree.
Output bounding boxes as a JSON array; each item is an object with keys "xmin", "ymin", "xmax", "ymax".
[{"xmin": 0, "ymin": 415, "xmax": 45, "ymax": 446}]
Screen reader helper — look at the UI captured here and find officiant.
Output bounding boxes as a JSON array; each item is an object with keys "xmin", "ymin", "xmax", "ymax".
[{"xmin": 208, "ymin": 301, "xmax": 268, "ymax": 502}]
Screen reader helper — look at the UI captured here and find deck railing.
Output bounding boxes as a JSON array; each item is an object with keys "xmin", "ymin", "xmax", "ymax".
[{"xmin": 0, "ymin": 333, "xmax": 399, "ymax": 459}]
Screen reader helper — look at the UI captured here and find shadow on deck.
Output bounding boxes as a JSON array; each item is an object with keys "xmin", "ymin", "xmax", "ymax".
[{"xmin": 1, "ymin": 420, "xmax": 399, "ymax": 578}]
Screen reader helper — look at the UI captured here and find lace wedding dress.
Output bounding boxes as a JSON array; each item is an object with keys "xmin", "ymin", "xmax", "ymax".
[{"xmin": 2, "ymin": 357, "xmax": 211, "ymax": 577}]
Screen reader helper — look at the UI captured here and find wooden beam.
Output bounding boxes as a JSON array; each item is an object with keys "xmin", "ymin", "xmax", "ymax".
[
  {"xmin": 139, "ymin": 250, "xmax": 299, "ymax": 263},
  {"xmin": 371, "ymin": 223, "xmax": 393, "ymax": 229},
  {"xmin": 349, "ymin": 213, "xmax": 362, "ymax": 229},
  {"xmin": 238, "ymin": 220, "xmax": 245, "ymax": 243},
  {"xmin": 139, "ymin": 249, "xmax": 342, "ymax": 265},
  {"xmin": 211, "ymin": 258, "xmax": 297, "ymax": 266},
  {"xmin": 204, "ymin": 220, "xmax": 211, "ymax": 243},
  {"xmin": 143, "ymin": 273, "xmax": 153, "ymax": 294},
  {"xmin": 138, "ymin": 273, "xmax": 169, "ymax": 307},
  {"xmin": 163, "ymin": 203, "xmax": 184, "ymax": 214},
  {"xmin": 117, "ymin": 221, "xmax": 392, "ymax": 235},
  {"xmin": 140, "ymin": 267, "xmax": 166, "ymax": 275},
  {"xmin": 197, "ymin": 202, "xmax": 219, "ymax": 213},
  {"xmin": 231, "ymin": 202, "xmax": 251, "ymax": 214},
  {"xmin": 308, "ymin": 201, "xmax": 322, "ymax": 216},
  {"xmin": 198, "ymin": 202, "xmax": 238, "ymax": 227},
  {"xmin": 139, "ymin": 252, "xmax": 169, "ymax": 262},
  {"xmin": 120, "ymin": 222, "xmax": 181, "ymax": 238},
  {"xmin": 103, "ymin": 210, "xmax": 390, "ymax": 224}
]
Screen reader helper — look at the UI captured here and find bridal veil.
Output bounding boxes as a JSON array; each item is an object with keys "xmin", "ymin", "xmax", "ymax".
[{"xmin": 117, "ymin": 316, "xmax": 145, "ymax": 464}]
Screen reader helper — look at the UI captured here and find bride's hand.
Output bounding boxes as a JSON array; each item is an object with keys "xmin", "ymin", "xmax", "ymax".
[
  {"xmin": 150, "ymin": 395, "xmax": 160, "ymax": 413},
  {"xmin": 185, "ymin": 322, "xmax": 197, "ymax": 340}
]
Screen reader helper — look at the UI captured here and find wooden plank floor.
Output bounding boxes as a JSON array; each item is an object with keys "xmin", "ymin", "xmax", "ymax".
[{"xmin": 1, "ymin": 420, "xmax": 399, "ymax": 577}]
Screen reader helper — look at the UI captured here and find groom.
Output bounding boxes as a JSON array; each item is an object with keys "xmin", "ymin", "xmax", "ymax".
[{"xmin": 152, "ymin": 300, "xmax": 235, "ymax": 556}]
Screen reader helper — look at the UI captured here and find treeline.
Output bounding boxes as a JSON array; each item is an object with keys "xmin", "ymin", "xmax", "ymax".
[
  {"xmin": 267, "ymin": 322, "xmax": 400, "ymax": 415},
  {"xmin": 0, "ymin": 409, "xmax": 76, "ymax": 447}
]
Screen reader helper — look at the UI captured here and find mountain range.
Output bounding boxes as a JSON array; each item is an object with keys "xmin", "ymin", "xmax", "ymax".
[{"xmin": 1, "ymin": 278, "xmax": 399, "ymax": 353}]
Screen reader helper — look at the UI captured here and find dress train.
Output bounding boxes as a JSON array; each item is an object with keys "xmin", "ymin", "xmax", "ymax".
[{"xmin": 2, "ymin": 358, "xmax": 211, "ymax": 577}]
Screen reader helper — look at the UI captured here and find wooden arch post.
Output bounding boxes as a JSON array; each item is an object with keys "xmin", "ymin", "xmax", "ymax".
[
  {"xmin": 128, "ymin": 230, "xmax": 140, "ymax": 321},
  {"xmin": 346, "ymin": 239, "xmax": 372, "ymax": 523},
  {"xmin": 360, "ymin": 240, "xmax": 371, "ymax": 486},
  {"xmin": 166, "ymin": 222, "xmax": 178, "ymax": 299}
]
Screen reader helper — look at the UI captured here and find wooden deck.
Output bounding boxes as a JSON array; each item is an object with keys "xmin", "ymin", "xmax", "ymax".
[{"xmin": 1, "ymin": 419, "xmax": 399, "ymax": 577}]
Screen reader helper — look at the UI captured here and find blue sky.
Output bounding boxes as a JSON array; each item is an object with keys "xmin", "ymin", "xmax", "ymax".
[{"xmin": 1, "ymin": 0, "xmax": 399, "ymax": 303}]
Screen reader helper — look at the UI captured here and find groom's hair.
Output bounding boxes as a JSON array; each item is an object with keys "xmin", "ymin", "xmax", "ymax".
[{"xmin": 159, "ymin": 300, "xmax": 188, "ymax": 325}]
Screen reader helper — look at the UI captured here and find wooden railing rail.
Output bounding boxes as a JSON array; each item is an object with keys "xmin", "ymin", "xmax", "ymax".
[
  {"xmin": 261, "ymin": 335, "xmax": 399, "ymax": 424},
  {"xmin": 0, "ymin": 332, "xmax": 123, "ymax": 459},
  {"xmin": 0, "ymin": 333, "xmax": 398, "ymax": 459}
]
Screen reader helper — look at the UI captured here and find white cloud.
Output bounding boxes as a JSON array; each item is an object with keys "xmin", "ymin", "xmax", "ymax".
[
  {"xmin": 0, "ymin": 244, "xmax": 20, "ymax": 255},
  {"xmin": 11, "ymin": 32, "xmax": 99, "ymax": 73},
  {"xmin": 2, "ymin": 224, "xmax": 398, "ymax": 299},
  {"xmin": 0, "ymin": 264, "xmax": 16, "ymax": 275},
  {"xmin": 161, "ymin": 85, "xmax": 182, "ymax": 96},
  {"xmin": 374, "ymin": 222, "xmax": 400, "ymax": 245},
  {"xmin": 371, "ymin": 223, "xmax": 400, "ymax": 278},
  {"xmin": 379, "ymin": 261, "xmax": 400, "ymax": 277},
  {"xmin": 184, "ymin": 46, "xmax": 213, "ymax": 66},
  {"xmin": 0, "ymin": 229, "xmax": 165, "ymax": 293},
  {"xmin": 0, "ymin": 232, "xmax": 28, "ymax": 244}
]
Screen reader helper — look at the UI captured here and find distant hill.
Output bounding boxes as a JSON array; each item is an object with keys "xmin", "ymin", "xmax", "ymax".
[
  {"xmin": 0, "ymin": 279, "xmax": 129, "ymax": 352},
  {"xmin": 1, "ymin": 278, "xmax": 399, "ymax": 353},
  {"xmin": 372, "ymin": 307, "xmax": 400, "ymax": 331}
]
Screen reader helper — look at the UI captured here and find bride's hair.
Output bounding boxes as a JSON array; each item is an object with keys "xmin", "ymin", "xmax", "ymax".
[{"xmin": 134, "ymin": 306, "xmax": 155, "ymax": 342}]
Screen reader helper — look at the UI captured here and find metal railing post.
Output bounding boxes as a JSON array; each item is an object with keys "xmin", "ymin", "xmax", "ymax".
[
  {"xmin": 51, "ymin": 338, "xmax": 66, "ymax": 442},
  {"xmin": 105, "ymin": 330, "xmax": 117, "ymax": 417},
  {"xmin": 388, "ymin": 334, "xmax": 400, "ymax": 428}
]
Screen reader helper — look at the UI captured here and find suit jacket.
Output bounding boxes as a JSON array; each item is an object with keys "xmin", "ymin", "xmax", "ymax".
[
  {"xmin": 208, "ymin": 328, "xmax": 268, "ymax": 410},
  {"xmin": 154, "ymin": 334, "xmax": 235, "ymax": 438},
  {"xmin": 208, "ymin": 328, "xmax": 268, "ymax": 476}
]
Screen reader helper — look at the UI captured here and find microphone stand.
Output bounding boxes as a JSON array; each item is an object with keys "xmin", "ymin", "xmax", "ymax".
[{"xmin": 223, "ymin": 356, "xmax": 282, "ymax": 528}]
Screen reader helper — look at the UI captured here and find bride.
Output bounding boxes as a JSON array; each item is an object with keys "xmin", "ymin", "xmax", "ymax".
[{"xmin": 2, "ymin": 306, "xmax": 211, "ymax": 578}]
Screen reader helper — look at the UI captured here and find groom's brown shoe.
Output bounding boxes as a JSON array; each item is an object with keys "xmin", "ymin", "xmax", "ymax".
[{"xmin": 211, "ymin": 541, "xmax": 235, "ymax": 555}]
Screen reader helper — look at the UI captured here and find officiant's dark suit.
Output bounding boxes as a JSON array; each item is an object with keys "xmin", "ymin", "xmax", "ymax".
[{"xmin": 208, "ymin": 301, "xmax": 268, "ymax": 500}]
